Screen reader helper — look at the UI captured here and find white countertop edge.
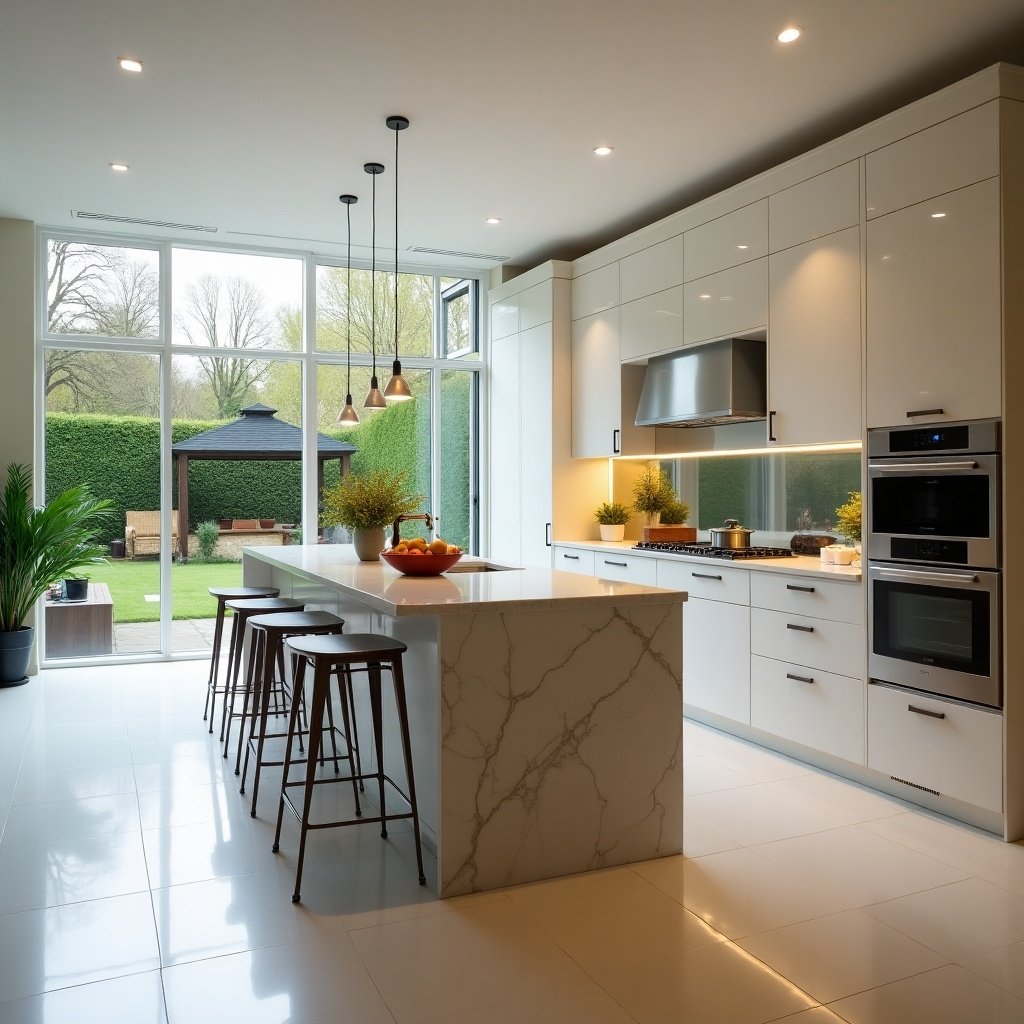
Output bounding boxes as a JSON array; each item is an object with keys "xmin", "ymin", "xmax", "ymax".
[{"xmin": 555, "ymin": 540, "xmax": 863, "ymax": 582}]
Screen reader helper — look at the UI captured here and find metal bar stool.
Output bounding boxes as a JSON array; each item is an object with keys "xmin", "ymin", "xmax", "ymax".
[
  {"xmin": 274, "ymin": 633, "xmax": 427, "ymax": 903},
  {"xmin": 220, "ymin": 596, "xmax": 306, "ymax": 761},
  {"xmin": 239, "ymin": 610, "xmax": 350, "ymax": 819},
  {"xmin": 202, "ymin": 586, "xmax": 279, "ymax": 733}
]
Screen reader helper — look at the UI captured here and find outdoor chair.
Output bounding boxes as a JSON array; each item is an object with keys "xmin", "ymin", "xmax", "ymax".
[{"xmin": 125, "ymin": 510, "xmax": 179, "ymax": 559}]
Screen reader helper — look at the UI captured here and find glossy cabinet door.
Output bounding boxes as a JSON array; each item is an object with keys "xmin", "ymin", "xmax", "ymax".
[
  {"xmin": 519, "ymin": 324, "xmax": 554, "ymax": 567},
  {"xmin": 519, "ymin": 281, "xmax": 553, "ymax": 333},
  {"xmin": 571, "ymin": 308, "xmax": 621, "ymax": 457},
  {"xmin": 684, "ymin": 597, "xmax": 751, "ymax": 723},
  {"xmin": 571, "ymin": 263, "xmax": 618, "ymax": 320},
  {"xmin": 490, "ymin": 295, "xmax": 519, "ymax": 342},
  {"xmin": 620, "ymin": 233, "xmax": 686, "ymax": 303},
  {"xmin": 769, "ymin": 161, "xmax": 860, "ymax": 252},
  {"xmin": 768, "ymin": 226, "xmax": 862, "ymax": 445},
  {"xmin": 488, "ymin": 332, "xmax": 522, "ymax": 565},
  {"xmin": 684, "ymin": 200, "xmax": 767, "ymax": 281},
  {"xmin": 619, "ymin": 286, "xmax": 684, "ymax": 362},
  {"xmin": 866, "ymin": 101, "xmax": 999, "ymax": 219},
  {"xmin": 683, "ymin": 258, "xmax": 768, "ymax": 347},
  {"xmin": 865, "ymin": 177, "xmax": 1001, "ymax": 428}
]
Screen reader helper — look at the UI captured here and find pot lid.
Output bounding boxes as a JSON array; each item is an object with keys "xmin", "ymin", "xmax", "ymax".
[{"xmin": 713, "ymin": 518, "xmax": 754, "ymax": 535}]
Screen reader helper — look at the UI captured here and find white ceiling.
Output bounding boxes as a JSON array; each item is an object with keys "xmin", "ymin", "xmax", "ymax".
[{"xmin": 3, "ymin": 0, "xmax": 1024, "ymax": 273}]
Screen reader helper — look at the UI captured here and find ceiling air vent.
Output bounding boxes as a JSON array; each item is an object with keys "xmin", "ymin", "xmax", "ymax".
[
  {"xmin": 71, "ymin": 210, "xmax": 219, "ymax": 233},
  {"xmin": 408, "ymin": 246, "xmax": 508, "ymax": 262}
]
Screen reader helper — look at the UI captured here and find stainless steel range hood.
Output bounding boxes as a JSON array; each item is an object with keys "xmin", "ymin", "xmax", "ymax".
[{"xmin": 634, "ymin": 337, "xmax": 767, "ymax": 427}]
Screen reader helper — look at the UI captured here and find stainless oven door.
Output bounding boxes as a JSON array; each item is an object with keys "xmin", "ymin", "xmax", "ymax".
[
  {"xmin": 868, "ymin": 562, "xmax": 1001, "ymax": 708},
  {"xmin": 867, "ymin": 453, "xmax": 999, "ymax": 567}
]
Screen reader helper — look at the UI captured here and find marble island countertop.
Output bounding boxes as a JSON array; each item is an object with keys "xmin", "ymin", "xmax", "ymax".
[{"xmin": 244, "ymin": 544, "xmax": 686, "ymax": 616}]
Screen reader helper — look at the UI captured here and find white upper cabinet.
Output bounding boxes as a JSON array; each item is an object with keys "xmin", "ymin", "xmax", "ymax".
[
  {"xmin": 769, "ymin": 161, "xmax": 861, "ymax": 252},
  {"xmin": 683, "ymin": 258, "xmax": 768, "ymax": 347},
  {"xmin": 865, "ymin": 101, "xmax": 999, "ymax": 219},
  {"xmin": 519, "ymin": 281, "xmax": 553, "ymax": 331},
  {"xmin": 488, "ymin": 332, "xmax": 522, "ymax": 565},
  {"xmin": 620, "ymin": 234, "xmax": 686, "ymax": 303},
  {"xmin": 865, "ymin": 177, "xmax": 1001, "ymax": 428},
  {"xmin": 620, "ymin": 286, "xmax": 684, "ymax": 363},
  {"xmin": 768, "ymin": 226, "xmax": 862, "ymax": 445},
  {"xmin": 684, "ymin": 200, "xmax": 768, "ymax": 281},
  {"xmin": 571, "ymin": 263, "xmax": 618, "ymax": 320},
  {"xmin": 490, "ymin": 295, "xmax": 519, "ymax": 341}
]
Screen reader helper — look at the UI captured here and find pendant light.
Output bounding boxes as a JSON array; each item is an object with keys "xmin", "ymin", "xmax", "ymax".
[
  {"xmin": 363, "ymin": 160, "xmax": 387, "ymax": 410},
  {"xmin": 383, "ymin": 114, "xmax": 412, "ymax": 401},
  {"xmin": 336, "ymin": 193, "xmax": 360, "ymax": 425}
]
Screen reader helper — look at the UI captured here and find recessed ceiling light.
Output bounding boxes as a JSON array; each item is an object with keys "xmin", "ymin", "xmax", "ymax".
[
  {"xmin": 777, "ymin": 26, "xmax": 801, "ymax": 43},
  {"xmin": 109, "ymin": 162, "xmax": 130, "ymax": 172},
  {"xmin": 593, "ymin": 145, "xmax": 613, "ymax": 157},
  {"xmin": 931, "ymin": 212, "xmax": 947, "ymax": 218},
  {"xmin": 736, "ymin": 244, "xmax": 749, "ymax": 250},
  {"xmin": 698, "ymin": 293, "xmax": 712, "ymax": 300},
  {"xmin": 118, "ymin": 57, "xmax": 143, "ymax": 73},
  {"xmin": 485, "ymin": 217, "xmax": 502, "ymax": 225}
]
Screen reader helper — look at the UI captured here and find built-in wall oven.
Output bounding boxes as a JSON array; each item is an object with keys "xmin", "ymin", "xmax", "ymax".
[{"xmin": 867, "ymin": 419, "xmax": 1001, "ymax": 709}]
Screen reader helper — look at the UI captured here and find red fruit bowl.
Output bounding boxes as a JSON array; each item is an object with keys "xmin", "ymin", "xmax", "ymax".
[{"xmin": 380, "ymin": 550, "xmax": 464, "ymax": 576}]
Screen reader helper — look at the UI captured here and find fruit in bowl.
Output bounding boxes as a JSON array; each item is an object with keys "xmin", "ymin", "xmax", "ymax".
[{"xmin": 381, "ymin": 537, "xmax": 463, "ymax": 576}]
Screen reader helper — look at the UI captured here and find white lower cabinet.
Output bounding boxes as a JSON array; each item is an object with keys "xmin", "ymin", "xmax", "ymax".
[
  {"xmin": 750, "ymin": 655, "xmax": 865, "ymax": 764},
  {"xmin": 552, "ymin": 545, "xmax": 595, "ymax": 575},
  {"xmin": 684, "ymin": 598, "xmax": 751, "ymax": 724},
  {"xmin": 750, "ymin": 608, "xmax": 865, "ymax": 678},
  {"xmin": 593, "ymin": 551, "xmax": 658, "ymax": 586},
  {"xmin": 867, "ymin": 683, "xmax": 1003, "ymax": 813}
]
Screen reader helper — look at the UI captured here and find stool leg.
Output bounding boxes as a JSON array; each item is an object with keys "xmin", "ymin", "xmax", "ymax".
[
  {"xmin": 220, "ymin": 614, "xmax": 240, "ymax": 746},
  {"xmin": 345, "ymin": 666, "xmax": 364, "ymax": 792},
  {"xmin": 334, "ymin": 670, "xmax": 361, "ymax": 816},
  {"xmin": 369, "ymin": 662, "xmax": 388, "ymax": 839},
  {"xmin": 235, "ymin": 624, "xmax": 261, "ymax": 778},
  {"xmin": 391, "ymin": 655, "xmax": 427, "ymax": 885},
  {"xmin": 324, "ymin": 681, "xmax": 341, "ymax": 773},
  {"xmin": 292, "ymin": 660, "xmax": 330, "ymax": 904},
  {"xmin": 203, "ymin": 598, "xmax": 226, "ymax": 729},
  {"xmin": 248, "ymin": 632, "xmax": 280, "ymax": 816},
  {"xmin": 273, "ymin": 654, "xmax": 307, "ymax": 853}
]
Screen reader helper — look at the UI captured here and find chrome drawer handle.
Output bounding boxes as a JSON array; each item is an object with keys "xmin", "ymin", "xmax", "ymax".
[
  {"xmin": 786, "ymin": 584, "xmax": 815, "ymax": 593},
  {"xmin": 562, "ymin": 554, "xmax": 580, "ymax": 560},
  {"xmin": 604, "ymin": 560, "xmax": 628, "ymax": 567},
  {"xmin": 786, "ymin": 672, "xmax": 814, "ymax": 684},
  {"xmin": 692, "ymin": 572, "xmax": 723, "ymax": 581},
  {"xmin": 908, "ymin": 704, "xmax": 946, "ymax": 720},
  {"xmin": 786, "ymin": 623, "xmax": 814, "ymax": 633}
]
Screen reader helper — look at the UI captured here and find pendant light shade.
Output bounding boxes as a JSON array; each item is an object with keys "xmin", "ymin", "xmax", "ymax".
[
  {"xmin": 363, "ymin": 161, "xmax": 387, "ymax": 410},
  {"xmin": 337, "ymin": 193, "xmax": 361, "ymax": 425},
  {"xmin": 383, "ymin": 114, "xmax": 413, "ymax": 402}
]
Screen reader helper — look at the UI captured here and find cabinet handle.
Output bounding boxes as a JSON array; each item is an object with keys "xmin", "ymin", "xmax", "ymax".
[
  {"xmin": 786, "ymin": 672, "xmax": 814, "ymax": 684},
  {"xmin": 604, "ymin": 560, "xmax": 628, "ymax": 567},
  {"xmin": 786, "ymin": 584, "xmax": 815, "ymax": 593},
  {"xmin": 612, "ymin": 428, "xmax": 621, "ymax": 454},
  {"xmin": 768, "ymin": 410, "xmax": 777, "ymax": 442},
  {"xmin": 545, "ymin": 523, "xmax": 552, "ymax": 547},
  {"xmin": 692, "ymin": 572, "xmax": 723, "ymax": 581},
  {"xmin": 908, "ymin": 704, "xmax": 946, "ymax": 720},
  {"xmin": 786, "ymin": 623, "xmax": 814, "ymax": 633},
  {"xmin": 906, "ymin": 407, "xmax": 945, "ymax": 419},
  {"xmin": 562, "ymin": 554, "xmax": 580, "ymax": 560}
]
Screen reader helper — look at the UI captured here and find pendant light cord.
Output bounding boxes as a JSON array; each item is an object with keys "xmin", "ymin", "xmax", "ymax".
[
  {"xmin": 346, "ymin": 199, "xmax": 352, "ymax": 398},
  {"xmin": 370, "ymin": 169, "xmax": 377, "ymax": 379},
  {"xmin": 394, "ymin": 121, "xmax": 399, "ymax": 361}
]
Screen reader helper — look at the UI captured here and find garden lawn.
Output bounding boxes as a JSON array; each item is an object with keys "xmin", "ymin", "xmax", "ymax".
[{"xmin": 84, "ymin": 560, "xmax": 242, "ymax": 623}]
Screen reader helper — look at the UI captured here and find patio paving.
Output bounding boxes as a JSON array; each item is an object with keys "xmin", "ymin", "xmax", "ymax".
[{"xmin": 114, "ymin": 618, "xmax": 218, "ymax": 654}]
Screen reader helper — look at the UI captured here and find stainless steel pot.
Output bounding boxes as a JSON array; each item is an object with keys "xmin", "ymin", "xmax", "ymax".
[{"xmin": 709, "ymin": 518, "xmax": 755, "ymax": 549}]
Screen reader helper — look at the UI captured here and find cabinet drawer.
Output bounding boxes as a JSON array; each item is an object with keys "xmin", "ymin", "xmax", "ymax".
[
  {"xmin": 657, "ymin": 559, "xmax": 749, "ymax": 605},
  {"xmin": 751, "ymin": 656, "xmax": 865, "ymax": 764},
  {"xmin": 683, "ymin": 259, "xmax": 768, "ymax": 346},
  {"xmin": 594, "ymin": 552, "xmax": 658, "ymax": 586},
  {"xmin": 552, "ymin": 546, "xmax": 595, "ymax": 575},
  {"xmin": 572, "ymin": 263, "xmax": 619, "ymax": 320},
  {"xmin": 867, "ymin": 683, "xmax": 1002, "ymax": 813},
  {"xmin": 866, "ymin": 101, "xmax": 998, "ymax": 219},
  {"xmin": 769, "ymin": 162, "xmax": 861, "ymax": 252},
  {"xmin": 751, "ymin": 608, "xmax": 865, "ymax": 677},
  {"xmin": 620, "ymin": 234, "xmax": 686, "ymax": 303},
  {"xmin": 750, "ymin": 572, "xmax": 862, "ymax": 624},
  {"xmin": 620, "ymin": 287, "xmax": 683, "ymax": 362},
  {"xmin": 685, "ymin": 200, "xmax": 768, "ymax": 280}
]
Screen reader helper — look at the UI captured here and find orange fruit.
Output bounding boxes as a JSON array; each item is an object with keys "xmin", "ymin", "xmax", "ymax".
[
  {"xmin": 428, "ymin": 538, "xmax": 448, "ymax": 555},
  {"xmin": 408, "ymin": 548, "xmax": 423, "ymax": 556}
]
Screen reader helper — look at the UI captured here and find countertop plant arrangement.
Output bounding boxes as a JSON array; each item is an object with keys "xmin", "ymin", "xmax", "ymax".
[
  {"xmin": 594, "ymin": 502, "xmax": 631, "ymax": 526},
  {"xmin": 834, "ymin": 490, "xmax": 862, "ymax": 545},
  {"xmin": 631, "ymin": 465, "xmax": 681, "ymax": 525},
  {"xmin": 320, "ymin": 468, "xmax": 424, "ymax": 531}
]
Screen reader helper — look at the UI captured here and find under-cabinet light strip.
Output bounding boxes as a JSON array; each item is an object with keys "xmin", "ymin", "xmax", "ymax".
[{"xmin": 613, "ymin": 441, "xmax": 862, "ymax": 461}]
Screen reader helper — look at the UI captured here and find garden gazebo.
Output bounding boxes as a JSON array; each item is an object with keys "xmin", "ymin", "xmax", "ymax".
[{"xmin": 171, "ymin": 404, "xmax": 356, "ymax": 559}]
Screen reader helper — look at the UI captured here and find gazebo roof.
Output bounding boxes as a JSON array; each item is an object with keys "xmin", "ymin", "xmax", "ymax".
[{"xmin": 171, "ymin": 404, "xmax": 356, "ymax": 459}]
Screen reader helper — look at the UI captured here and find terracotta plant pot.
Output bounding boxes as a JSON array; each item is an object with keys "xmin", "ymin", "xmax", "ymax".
[{"xmin": 259, "ymin": 519, "xmax": 275, "ymax": 529}]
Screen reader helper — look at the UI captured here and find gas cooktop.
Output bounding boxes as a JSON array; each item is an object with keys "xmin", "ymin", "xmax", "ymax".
[{"xmin": 632, "ymin": 541, "xmax": 795, "ymax": 560}]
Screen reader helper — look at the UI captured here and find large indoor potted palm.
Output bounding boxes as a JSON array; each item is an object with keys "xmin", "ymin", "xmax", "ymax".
[{"xmin": 0, "ymin": 464, "xmax": 113, "ymax": 686}]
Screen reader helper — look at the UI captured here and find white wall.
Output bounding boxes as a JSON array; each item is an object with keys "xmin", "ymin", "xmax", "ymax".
[{"xmin": 0, "ymin": 219, "xmax": 35, "ymax": 476}]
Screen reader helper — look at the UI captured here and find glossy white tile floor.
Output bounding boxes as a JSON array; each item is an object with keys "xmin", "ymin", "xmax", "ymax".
[{"xmin": 3, "ymin": 661, "xmax": 1024, "ymax": 1023}]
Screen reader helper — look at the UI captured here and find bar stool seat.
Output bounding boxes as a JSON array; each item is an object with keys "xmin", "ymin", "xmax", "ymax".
[
  {"xmin": 202, "ymin": 585, "xmax": 279, "ymax": 733},
  {"xmin": 221, "ymin": 596, "xmax": 305, "ymax": 758},
  {"xmin": 239, "ymin": 610, "xmax": 348, "ymax": 818},
  {"xmin": 275, "ymin": 632, "xmax": 426, "ymax": 903}
]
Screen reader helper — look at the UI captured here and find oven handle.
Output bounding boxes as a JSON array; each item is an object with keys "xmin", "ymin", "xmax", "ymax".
[
  {"xmin": 870, "ymin": 460, "xmax": 980, "ymax": 473},
  {"xmin": 874, "ymin": 566, "xmax": 979, "ymax": 585}
]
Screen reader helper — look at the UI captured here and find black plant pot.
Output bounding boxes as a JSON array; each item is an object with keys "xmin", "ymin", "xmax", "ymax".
[
  {"xmin": 63, "ymin": 577, "xmax": 88, "ymax": 600},
  {"xmin": 0, "ymin": 627, "xmax": 34, "ymax": 687}
]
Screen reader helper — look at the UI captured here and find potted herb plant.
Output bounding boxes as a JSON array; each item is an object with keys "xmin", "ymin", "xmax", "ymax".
[
  {"xmin": 631, "ymin": 464, "xmax": 674, "ymax": 526},
  {"xmin": 0, "ymin": 463, "xmax": 113, "ymax": 686},
  {"xmin": 594, "ymin": 501, "xmax": 630, "ymax": 542},
  {"xmin": 835, "ymin": 490, "xmax": 862, "ymax": 550},
  {"xmin": 660, "ymin": 498, "xmax": 691, "ymax": 526},
  {"xmin": 320, "ymin": 468, "xmax": 424, "ymax": 561}
]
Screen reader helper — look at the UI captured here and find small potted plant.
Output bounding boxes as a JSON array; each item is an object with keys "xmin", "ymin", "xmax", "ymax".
[
  {"xmin": 594, "ymin": 501, "xmax": 630, "ymax": 542},
  {"xmin": 660, "ymin": 498, "xmax": 691, "ymax": 526},
  {"xmin": 835, "ymin": 490, "xmax": 862, "ymax": 551},
  {"xmin": 631, "ymin": 464, "xmax": 674, "ymax": 526},
  {"xmin": 320, "ymin": 468, "xmax": 424, "ymax": 561}
]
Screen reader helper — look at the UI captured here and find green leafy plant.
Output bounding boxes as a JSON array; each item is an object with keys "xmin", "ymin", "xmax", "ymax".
[
  {"xmin": 595, "ymin": 502, "xmax": 631, "ymax": 526},
  {"xmin": 0, "ymin": 463, "xmax": 113, "ymax": 632},
  {"xmin": 660, "ymin": 498, "xmax": 691, "ymax": 525},
  {"xmin": 835, "ymin": 490, "xmax": 862, "ymax": 544},
  {"xmin": 320, "ymin": 468, "xmax": 424, "ymax": 532},
  {"xmin": 631, "ymin": 464, "xmax": 677, "ymax": 523},
  {"xmin": 195, "ymin": 520, "xmax": 220, "ymax": 561}
]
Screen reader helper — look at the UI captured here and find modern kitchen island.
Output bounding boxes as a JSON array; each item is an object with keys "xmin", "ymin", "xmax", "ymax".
[{"xmin": 242, "ymin": 545, "xmax": 685, "ymax": 897}]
